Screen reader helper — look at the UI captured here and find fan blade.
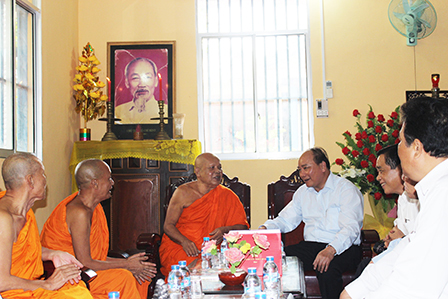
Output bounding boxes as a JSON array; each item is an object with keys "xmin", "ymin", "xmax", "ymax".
[
  {"xmin": 411, "ymin": 3, "xmax": 429, "ymax": 15},
  {"xmin": 402, "ymin": 0, "xmax": 411, "ymax": 13},
  {"xmin": 416, "ymin": 16, "xmax": 432, "ymax": 28},
  {"xmin": 393, "ymin": 12, "xmax": 406, "ymax": 19}
]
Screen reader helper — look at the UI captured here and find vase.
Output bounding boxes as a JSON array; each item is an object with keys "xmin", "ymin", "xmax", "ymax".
[
  {"xmin": 218, "ymin": 269, "xmax": 247, "ymax": 286},
  {"xmin": 79, "ymin": 128, "xmax": 91, "ymax": 141}
]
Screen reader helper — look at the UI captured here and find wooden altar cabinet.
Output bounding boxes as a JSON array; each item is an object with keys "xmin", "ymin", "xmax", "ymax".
[{"xmin": 69, "ymin": 139, "xmax": 201, "ymax": 251}]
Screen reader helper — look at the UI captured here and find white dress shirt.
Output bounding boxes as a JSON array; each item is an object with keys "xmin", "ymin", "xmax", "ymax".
[
  {"xmin": 345, "ymin": 158, "xmax": 448, "ymax": 298},
  {"xmin": 394, "ymin": 192, "xmax": 420, "ymax": 236},
  {"xmin": 263, "ymin": 172, "xmax": 364, "ymax": 255}
]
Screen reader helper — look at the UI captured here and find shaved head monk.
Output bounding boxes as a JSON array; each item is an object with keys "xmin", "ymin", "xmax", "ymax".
[
  {"xmin": 40, "ymin": 159, "xmax": 157, "ymax": 299},
  {"xmin": 159, "ymin": 153, "xmax": 249, "ymax": 277},
  {"xmin": 0, "ymin": 153, "xmax": 93, "ymax": 298}
]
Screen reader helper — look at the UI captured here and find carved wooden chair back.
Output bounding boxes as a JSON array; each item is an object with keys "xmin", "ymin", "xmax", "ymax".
[
  {"xmin": 267, "ymin": 169, "xmax": 305, "ymax": 247},
  {"xmin": 164, "ymin": 173, "xmax": 251, "ymax": 226}
]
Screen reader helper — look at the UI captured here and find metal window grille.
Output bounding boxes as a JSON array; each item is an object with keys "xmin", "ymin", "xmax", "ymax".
[{"xmin": 197, "ymin": 0, "xmax": 312, "ymax": 159}]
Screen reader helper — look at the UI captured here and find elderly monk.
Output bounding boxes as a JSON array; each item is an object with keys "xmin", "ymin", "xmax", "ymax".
[
  {"xmin": 0, "ymin": 153, "xmax": 93, "ymax": 299},
  {"xmin": 159, "ymin": 153, "xmax": 249, "ymax": 277},
  {"xmin": 40, "ymin": 159, "xmax": 157, "ymax": 299}
]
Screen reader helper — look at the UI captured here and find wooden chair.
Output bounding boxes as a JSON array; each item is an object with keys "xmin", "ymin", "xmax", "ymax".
[{"xmin": 267, "ymin": 170, "xmax": 380, "ymax": 299}]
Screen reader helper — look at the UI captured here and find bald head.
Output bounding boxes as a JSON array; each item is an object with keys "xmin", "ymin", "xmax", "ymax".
[
  {"xmin": 194, "ymin": 153, "xmax": 220, "ymax": 171},
  {"xmin": 75, "ymin": 159, "xmax": 110, "ymax": 190},
  {"xmin": 2, "ymin": 153, "xmax": 42, "ymax": 190}
]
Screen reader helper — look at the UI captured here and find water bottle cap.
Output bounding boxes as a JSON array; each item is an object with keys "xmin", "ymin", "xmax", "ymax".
[
  {"xmin": 171, "ymin": 265, "xmax": 180, "ymax": 270},
  {"xmin": 179, "ymin": 260, "xmax": 187, "ymax": 266},
  {"xmin": 108, "ymin": 291, "xmax": 120, "ymax": 299},
  {"xmin": 204, "ymin": 237, "xmax": 210, "ymax": 241},
  {"xmin": 255, "ymin": 292, "xmax": 267, "ymax": 299},
  {"xmin": 266, "ymin": 256, "xmax": 274, "ymax": 261},
  {"xmin": 248, "ymin": 267, "xmax": 257, "ymax": 274}
]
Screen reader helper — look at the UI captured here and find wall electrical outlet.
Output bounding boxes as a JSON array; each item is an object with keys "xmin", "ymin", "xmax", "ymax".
[{"xmin": 316, "ymin": 99, "xmax": 329, "ymax": 118}]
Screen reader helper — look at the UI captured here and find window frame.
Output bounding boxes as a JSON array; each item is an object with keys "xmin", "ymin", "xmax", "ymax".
[
  {"xmin": 0, "ymin": 0, "xmax": 42, "ymax": 159},
  {"xmin": 195, "ymin": 0, "xmax": 314, "ymax": 160}
]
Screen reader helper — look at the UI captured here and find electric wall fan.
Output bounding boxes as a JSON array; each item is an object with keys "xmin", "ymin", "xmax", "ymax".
[{"xmin": 388, "ymin": 0, "xmax": 437, "ymax": 46}]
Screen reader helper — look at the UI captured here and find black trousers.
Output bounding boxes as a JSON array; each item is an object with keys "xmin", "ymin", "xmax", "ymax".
[{"xmin": 285, "ymin": 241, "xmax": 362, "ymax": 299}]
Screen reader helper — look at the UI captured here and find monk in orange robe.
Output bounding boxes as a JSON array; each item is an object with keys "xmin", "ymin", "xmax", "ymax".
[
  {"xmin": 0, "ymin": 153, "xmax": 93, "ymax": 299},
  {"xmin": 40, "ymin": 159, "xmax": 157, "ymax": 299},
  {"xmin": 160, "ymin": 153, "xmax": 249, "ymax": 277}
]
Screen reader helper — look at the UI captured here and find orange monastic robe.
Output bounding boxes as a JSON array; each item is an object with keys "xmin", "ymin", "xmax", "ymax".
[
  {"xmin": 159, "ymin": 185, "xmax": 249, "ymax": 277},
  {"xmin": 0, "ymin": 206, "xmax": 92, "ymax": 298},
  {"xmin": 40, "ymin": 192, "xmax": 149, "ymax": 299}
]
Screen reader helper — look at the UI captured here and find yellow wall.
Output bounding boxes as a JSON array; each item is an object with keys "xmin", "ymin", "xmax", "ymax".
[{"xmin": 10, "ymin": 0, "xmax": 448, "ymax": 230}]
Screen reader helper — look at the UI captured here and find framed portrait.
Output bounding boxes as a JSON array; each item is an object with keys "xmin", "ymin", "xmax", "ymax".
[{"xmin": 108, "ymin": 41, "xmax": 175, "ymax": 139}]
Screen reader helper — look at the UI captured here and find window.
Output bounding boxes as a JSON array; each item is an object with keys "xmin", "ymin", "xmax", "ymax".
[
  {"xmin": 0, "ymin": 0, "xmax": 41, "ymax": 157},
  {"xmin": 196, "ymin": 0, "xmax": 312, "ymax": 159}
]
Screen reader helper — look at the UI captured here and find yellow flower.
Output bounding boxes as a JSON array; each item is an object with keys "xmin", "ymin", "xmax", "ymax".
[
  {"xmin": 79, "ymin": 56, "xmax": 87, "ymax": 63},
  {"xmin": 73, "ymin": 84, "xmax": 84, "ymax": 91},
  {"xmin": 88, "ymin": 55, "xmax": 97, "ymax": 62},
  {"xmin": 78, "ymin": 65, "xmax": 88, "ymax": 72},
  {"xmin": 239, "ymin": 242, "xmax": 251, "ymax": 254},
  {"xmin": 100, "ymin": 94, "xmax": 108, "ymax": 102},
  {"xmin": 74, "ymin": 74, "xmax": 82, "ymax": 81},
  {"xmin": 97, "ymin": 81, "xmax": 105, "ymax": 88},
  {"xmin": 91, "ymin": 67, "xmax": 100, "ymax": 73},
  {"xmin": 89, "ymin": 91, "xmax": 99, "ymax": 98},
  {"xmin": 85, "ymin": 73, "xmax": 95, "ymax": 80},
  {"xmin": 92, "ymin": 60, "xmax": 100, "ymax": 65}
]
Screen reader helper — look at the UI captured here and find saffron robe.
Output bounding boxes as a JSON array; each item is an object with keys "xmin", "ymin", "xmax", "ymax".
[
  {"xmin": 159, "ymin": 185, "xmax": 249, "ymax": 277},
  {"xmin": 40, "ymin": 192, "xmax": 149, "ymax": 299},
  {"xmin": 0, "ymin": 198, "xmax": 92, "ymax": 298}
]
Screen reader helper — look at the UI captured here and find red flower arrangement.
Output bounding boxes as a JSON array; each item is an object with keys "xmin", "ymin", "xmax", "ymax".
[{"xmin": 334, "ymin": 106, "xmax": 401, "ymax": 212}]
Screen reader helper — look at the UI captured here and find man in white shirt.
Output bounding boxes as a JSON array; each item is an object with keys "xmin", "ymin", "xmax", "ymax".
[
  {"xmin": 260, "ymin": 147, "xmax": 364, "ymax": 299},
  {"xmin": 341, "ymin": 97, "xmax": 448, "ymax": 299}
]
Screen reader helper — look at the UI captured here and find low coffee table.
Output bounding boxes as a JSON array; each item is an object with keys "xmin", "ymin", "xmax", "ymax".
[{"xmin": 197, "ymin": 256, "xmax": 306, "ymax": 298}]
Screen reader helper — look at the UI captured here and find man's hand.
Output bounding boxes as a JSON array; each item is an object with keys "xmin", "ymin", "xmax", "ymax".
[
  {"xmin": 313, "ymin": 246, "xmax": 336, "ymax": 273},
  {"xmin": 384, "ymin": 226, "xmax": 404, "ymax": 247},
  {"xmin": 50, "ymin": 250, "xmax": 84, "ymax": 269},
  {"xmin": 209, "ymin": 227, "xmax": 225, "ymax": 244},
  {"xmin": 126, "ymin": 253, "xmax": 158, "ymax": 284},
  {"xmin": 181, "ymin": 239, "xmax": 200, "ymax": 257},
  {"xmin": 45, "ymin": 264, "xmax": 82, "ymax": 290}
]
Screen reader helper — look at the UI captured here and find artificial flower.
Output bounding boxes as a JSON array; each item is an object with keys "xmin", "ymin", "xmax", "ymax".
[
  {"xmin": 253, "ymin": 233, "xmax": 270, "ymax": 250},
  {"xmin": 202, "ymin": 240, "xmax": 217, "ymax": 254},
  {"xmin": 224, "ymin": 231, "xmax": 242, "ymax": 243}
]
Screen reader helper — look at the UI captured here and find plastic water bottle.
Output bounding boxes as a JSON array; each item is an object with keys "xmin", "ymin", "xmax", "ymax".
[
  {"xmin": 281, "ymin": 241, "xmax": 287, "ymax": 271},
  {"xmin": 168, "ymin": 265, "xmax": 182, "ymax": 299},
  {"xmin": 263, "ymin": 256, "xmax": 280, "ymax": 299},
  {"xmin": 243, "ymin": 267, "xmax": 262, "ymax": 299},
  {"xmin": 220, "ymin": 237, "xmax": 229, "ymax": 267},
  {"xmin": 178, "ymin": 260, "xmax": 191, "ymax": 299},
  {"xmin": 108, "ymin": 292, "xmax": 120, "ymax": 299},
  {"xmin": 201, "ymin": 237, "xmax": 211, "ymax": 269}
]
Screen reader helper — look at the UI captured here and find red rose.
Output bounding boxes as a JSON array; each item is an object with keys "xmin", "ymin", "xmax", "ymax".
[
  {"xmin": 391, "ymin": 111, "xmax": 399, "ymax": 119},
  {"xmin": 395, "ymin": 138, "xmax": 400, "ymax": 144},
  {"xmin": 353, "ymin": 109, "xmax": 360, "ymax": 117},
  {"xmin": 361, "ymin": 131, "xmax": 368, "ymax": 139},
  {"xmin": 357, "ymin": 140, "xmax": 364, "ymax": 148},
  {"xmin": 375, "ymin": 125, "xmax": 382, "ymax": 134},
  {"xmin": 335, "ymin": 158, "xmax": 344, "ymax": 165},
  {"xmin": 367, "ymin": 174, "xmax": 375, "ymax": 182},
  {"xmin": 363, "ymin": 148, "xmax": 370, "ymax": 156},
  {"xmin": 368, "ymin": 135, "xmax": 376, "ymax": 143},
  {"xmin": 360, "ymin": 160, "xmax": 369, "ymax": 168},
  {"xmin": 381, "ymin": 134, "xmax": 389, "ymax": 142},
  {"xmin": 369, "ymin": 154, "xmax": 376, "ymax": 162},
  {"xmin": 368, "ymin": 111, "xmax": 375, "ymax": 119},
  {"xmin": 374, "ymin": 192, "xmax": 382, "ymax": 200},
  {"xmin": 387, "ymin": 119, "xmax": 394, "ymax": 127},
  {"xmin": 392, "ymin": 130, "xmax": 399, "ymax": 138},
  {"xmin": 342, "ymin": 147, "xmax": 350, "ymax": 155},
  {"xmin": 375, "ymin": 144, "xmax": 383, "ymax": 152},
  {"xmin": 355, "ymin": 133, "xmax": 362, "ymax": 140},
  {"xmin": 377, "ymin": 114, "xmax": 385, "ymax": 122},
  {"xmin": 372, "ymin": 160, "xmax": 377, "ymax": 168},
  {"xmin": 367, "ymin": 121, "xmax": 374, "ymax": 128},
  {"xmin": 345, "ymin": 131, "xmax": 352, "ymax": 137},
  {"xmin": 352, "ymin": 150, "xmax": 360, "ymax": 158}
]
